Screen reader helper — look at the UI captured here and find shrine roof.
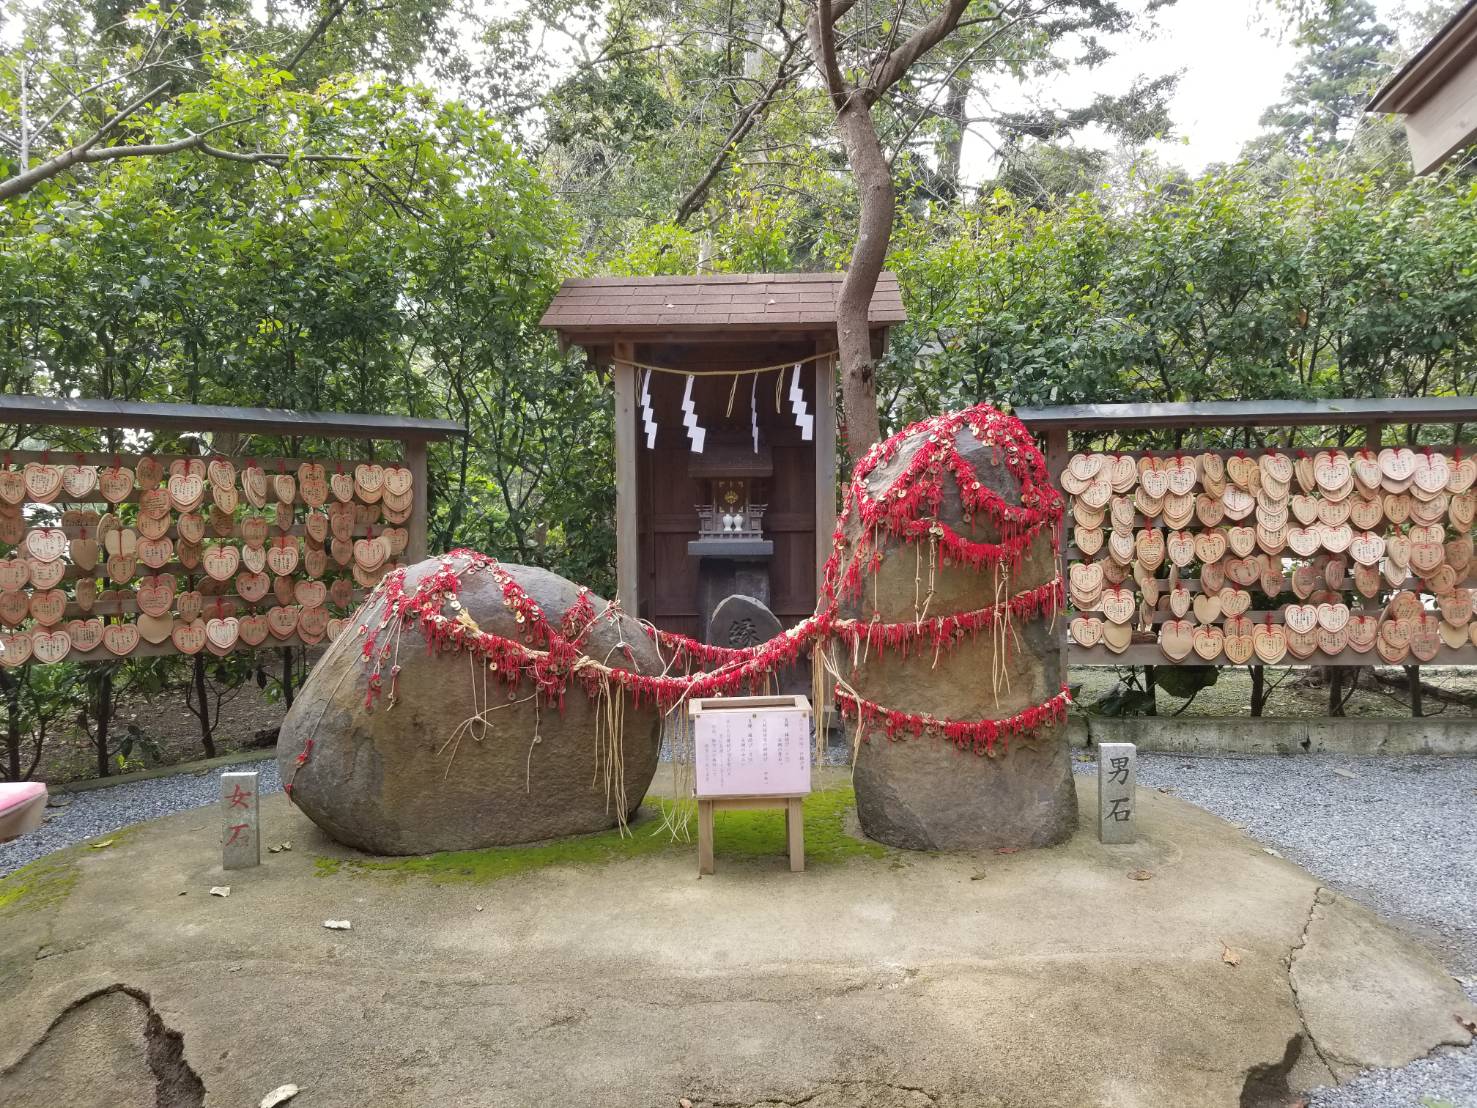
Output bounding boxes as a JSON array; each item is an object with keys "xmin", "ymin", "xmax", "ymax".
[{"xmin": 540, "ymin": 272, "xmax": 906, "ymax": 340}]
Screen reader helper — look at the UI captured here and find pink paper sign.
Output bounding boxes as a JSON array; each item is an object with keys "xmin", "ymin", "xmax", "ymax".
[{"xmin": 692, "ymin": 697, "xmax": 811, "ymax": 798}]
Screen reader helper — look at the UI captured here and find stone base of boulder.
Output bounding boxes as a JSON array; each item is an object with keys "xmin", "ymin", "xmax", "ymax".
[{"xmin": 853, "ymin": 725, "xmax": 1078, "ymax": 850}]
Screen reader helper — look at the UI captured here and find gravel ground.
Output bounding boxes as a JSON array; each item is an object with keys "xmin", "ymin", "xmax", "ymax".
[
  {"xmin": 0, "ymin": 758, "xmax": 281, "ymax": 877},
  {"xmin": 1072, "ymin": 751, "xmax": 1477, "ymax": 1108},
  {"xmin": 5, "ymin": 748, "xmax": 1473, "ymax": 1104}
]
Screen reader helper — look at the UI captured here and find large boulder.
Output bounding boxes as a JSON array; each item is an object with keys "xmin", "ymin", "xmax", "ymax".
[
  {"xmin": 277, "ymin": 555, "xmax": 666, "ymax": 855},
  {"xmin": 834, "ymin": 412, "xmax": 1078, "ymax": 850}
]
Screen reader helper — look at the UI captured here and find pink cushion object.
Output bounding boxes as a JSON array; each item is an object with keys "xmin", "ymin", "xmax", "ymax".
[
  {"xmin": 0, "ymin": 781, "xmax": 48, "ymax": 841},
  {"xmin": 0, "ymin": 781, "xmax": 46, "ymax": 813}
]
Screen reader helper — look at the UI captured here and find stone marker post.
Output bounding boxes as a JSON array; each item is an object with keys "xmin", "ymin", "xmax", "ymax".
[
  {"xmin": 222, "ymin": 771, "xmax": 260, "ymax": 869},
  {"xmin": 1097, "ymin": 743, "xmax": 1136, "ymax": 844}
]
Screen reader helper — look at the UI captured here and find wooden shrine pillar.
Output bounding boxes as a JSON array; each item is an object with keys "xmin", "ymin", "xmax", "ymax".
[{"xmin": 612, "ymin": 340, "xmax": 640, "ymax": 615}]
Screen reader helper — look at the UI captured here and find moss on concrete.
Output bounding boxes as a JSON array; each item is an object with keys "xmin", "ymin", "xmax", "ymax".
[
  {"xmin": 316, "ymin": 786, "xmax": 886, "ymax": 883},
  {"xmin": 0, "ymin": 827, "xmax": 137, "ymax": 918},
  {"xmin": 0, "ymin": 856, "xmax": 78, "ymax": 918}
]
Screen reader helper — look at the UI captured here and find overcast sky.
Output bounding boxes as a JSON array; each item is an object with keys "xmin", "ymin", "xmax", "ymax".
[{"xmin": 986, "ymin": 0, "xmax": 1418, "ymax": 177}]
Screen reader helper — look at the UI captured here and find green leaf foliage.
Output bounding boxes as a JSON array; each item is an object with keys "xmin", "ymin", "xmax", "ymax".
[{"xmin": 884, "ymin": 159, "xmax": 1477, "ymax": 442}]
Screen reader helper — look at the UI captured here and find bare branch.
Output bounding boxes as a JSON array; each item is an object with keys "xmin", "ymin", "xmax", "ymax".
[
  {"xmin": 674, "ymin": 36, "xmax": 806, "ymax": 224},
  {"xmin": 809, "ymin": 0, "xmax": 852, "ymax": 111},
  {"xmin": 0, "ymin": 81, "xmax": 169, "ymax": 201},
  {"xmin": 281, "ymin": 0, "xmax": 352, "ymax": 73},
  {"xmin": 195, "ymin": 142, "xmax": 360, "ymax": 165},
  {"xmin": 3, "ymin": 0, "xmax": 355, "ymax": 202},
  {"xmin": 871, "ymin": 0, "xmax": 973, "ymax": 97},
  {"xmin": 37, "ymin": 3, "xmax": 194, "ymax": 133},
  {"xmin": 885, "ymin": 10, "xmax": 1023, "ymax": 167}
]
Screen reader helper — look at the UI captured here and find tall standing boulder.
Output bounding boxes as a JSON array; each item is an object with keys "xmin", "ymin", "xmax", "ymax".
[
  {"xmin": 831, "ymin": 409, "xmax": 1077, "ymax": 850},
  {"xmin": 277, "ymin": 555, "xmax": 667, "ymax": 855}
]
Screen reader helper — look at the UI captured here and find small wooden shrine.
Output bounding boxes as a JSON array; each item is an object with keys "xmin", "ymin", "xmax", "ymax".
[{"xmin": 541, "ymin": 272, "xmax": 905, "ymax": 639}]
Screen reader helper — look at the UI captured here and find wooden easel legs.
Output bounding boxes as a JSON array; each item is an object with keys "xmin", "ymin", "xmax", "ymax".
[{"xmin": 697, "ymin": 795, "xmax": 806, "ymax": 875}]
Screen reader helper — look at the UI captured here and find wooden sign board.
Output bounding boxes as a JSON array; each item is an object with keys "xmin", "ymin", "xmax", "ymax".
[{"xmin": 690, "ymin": 694, "xmax": 811, "ymax": 798}]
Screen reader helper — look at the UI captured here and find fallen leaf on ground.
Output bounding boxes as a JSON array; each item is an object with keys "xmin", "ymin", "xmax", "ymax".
[
  {"xmin": 267, "ymin": 841, "xmax": 293, "ymax": 854},
  {"xmin": 1127, "ymin": 869, "xmax": 1153, "ymax": 881},
  {"xmin": 1221, "ymin": 943, "xmax": 1241, "ymax": 967},
  {"xmin": 995, "ymin": 847, "xmax": 1019, "ymax": 855},
  {"xmin": 209, "ymin": 886, "xmax": 231, "ymax": 897},
  {"xmin": 969, "ymin": 870, "xmax": 988, "ymax": 881},
  {"xmin": 1262, "ymin": 847, "xmax": 1282, "ymax": 858},
  {"xmin": 1457, "ymin": 1014, "xmax": 1477, "ymax": 1036},
  {"xmin": 1157, "ymin": 786, "xmax": 1174, "ymax": 794},
  {"xmin": 323, "ymin": 919, "xmax": 352, "ymax": 930},
  {"xmin": 679, "ymin": 1099, "xmax": 693, "ymax": 1108},
  {"xmin": 260, "ymin": 1084, "xmax": 300, "ymax": 1107},
  {"xmin": 1332, "ymin": 768, "xmax": 1358, "ymax": 780},
  {"xmin": 87, "ymin": 838, "xmax": 115, "ymax": 850}
]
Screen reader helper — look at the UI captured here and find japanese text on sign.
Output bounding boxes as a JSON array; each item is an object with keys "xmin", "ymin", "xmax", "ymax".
[{"xmin": 694, "ymin": 704, "xmax": 810, "ymax": 797}]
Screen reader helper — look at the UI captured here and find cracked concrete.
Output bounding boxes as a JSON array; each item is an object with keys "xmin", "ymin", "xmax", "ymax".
[
  {"xmin": 1, "ymin": 773, "xmax": 1470, "ymax": 1107},
  {"xmin": 0, "ymin": 983, "xmax": 205, "ymax": 1108},
  {"xmin": 692, "ymin": 1080, "xmax": 939, "ymax": 1107},
  {"xmin": 1286, "ymin": 887, "xmax": 1338, "ymax": 1087},
  {"xmin": 1290, "ymin": 887, "xmax": 1477, "ymax": 1082}
]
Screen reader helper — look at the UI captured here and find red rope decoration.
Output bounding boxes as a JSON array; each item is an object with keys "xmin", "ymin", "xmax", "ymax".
[
  {"xmin": 820, "ymin": 405, "xmax": 1062, "ymax": 605},
  {"xmin": 834, "ymin": 685, "xmax": 1072, "ymax": 756},
  {"xmin": 829, "ymin": 577, "xmax": 1064, "ymax": 657},
  {"xmin": 640, "ymin": 577, "xmax": 1063, "ymax": 665},
  {"xmin": 289, "ymin": 404, "xmax": 1070, "ymax": 779}
]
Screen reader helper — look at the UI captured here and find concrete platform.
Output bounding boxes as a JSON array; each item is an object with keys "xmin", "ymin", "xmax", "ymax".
[{"xmin": 0, "ymin": 772, "xmax": 1471, "ymax": 1108}]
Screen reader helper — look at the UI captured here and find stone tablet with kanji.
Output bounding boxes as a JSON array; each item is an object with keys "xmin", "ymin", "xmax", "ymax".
[
  {"xmin": 1097, "ymin": 743, "xmax": 1137, "ymax": 844},
  {"xmin": 221, "ymin": 770, "xmax": 260, "ymax": 869}
]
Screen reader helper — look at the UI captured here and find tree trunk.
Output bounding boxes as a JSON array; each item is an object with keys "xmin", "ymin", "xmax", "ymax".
[
  {"xmin": 192, "ymin": 653, "xmax": 216, "ymax": 758},
  {"xmin": 933, "ymin": 75, "xmax": 969, "ymax": 201},
  {"xmin": 1, "ymin": 667, "xmax": 20, "ymax": 780},
  {"xmin": 1250, "ymin": 665, "xmax": 1265, "ymax": 717},
  {"xmin": 1143, "ymin": 665, "xmax": 1158, "ymax": 715},
  {"xmin": 281, "ymin": 647, "xmax": 295, "ymax": 708},
  {"xmin": 1327, "ymin": 667, "xmax": 1344, "ymax": 717},
  {"xmin": 830, "ymin": 97, "xmax": 893, "ymax": 453},
  {"xmin": 94, "ymin": 669, "xmax": 114, "ymax": 778},
  {"xmin": 1405, "ymin": 664, "xmax": 1423, "ymax": 717}
]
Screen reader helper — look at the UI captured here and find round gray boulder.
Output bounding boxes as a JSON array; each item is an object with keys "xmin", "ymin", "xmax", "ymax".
[{"xmin": 277, "ymin": 556, "xmax": 666, "ymax": 855}]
